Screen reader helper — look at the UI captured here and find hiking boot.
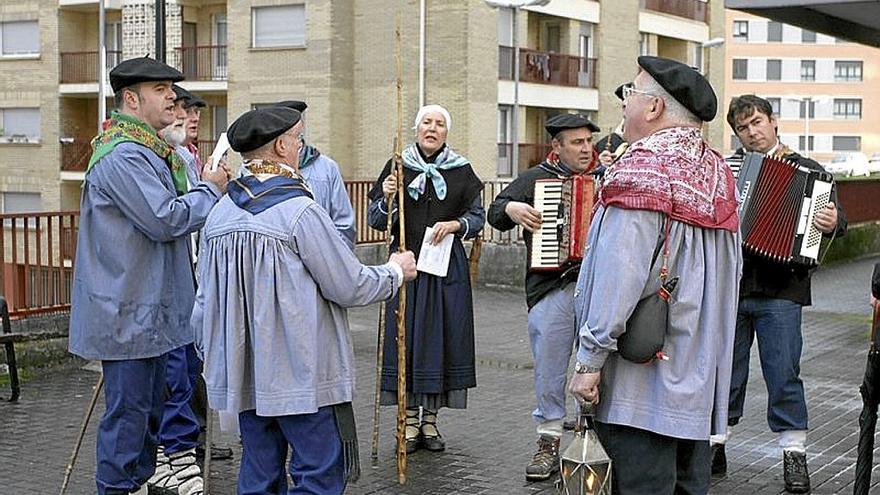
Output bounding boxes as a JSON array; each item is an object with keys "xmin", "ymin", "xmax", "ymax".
[
  {"xmin": 420, "ymin": 409, "xmax": 445, "ymax": 452},
  {"xmin": 405, "ymin": 408, "xmax": 421, "ymax": 454},
  {"xmin": 783, "ymin": 450, "xmax": 810, "ymax": 493},
  {"xmin": 147, "ymin": 447, "xmax": 180, "ymax": 494},
  {"xmin": 711, "ymin": 443, "xmax": 727, "ymax": 476},
  {"xmin": 525, "ymin": 435, "xmax": 560, "ymax": 481},
  {"xmin": 168, "ymin": 448, "xmax": 204, "ymax": 495}
]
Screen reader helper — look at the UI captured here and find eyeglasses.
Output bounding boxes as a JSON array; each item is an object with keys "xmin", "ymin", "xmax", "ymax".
[{"xmin": 622, "ymin": 85, "xmax": 658, "ymax": 101}]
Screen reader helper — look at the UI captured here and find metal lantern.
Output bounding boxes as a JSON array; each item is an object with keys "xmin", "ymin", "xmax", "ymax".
[{"xmin": 557, "ymin": 402, "xmax": 612, "ymax": 495}]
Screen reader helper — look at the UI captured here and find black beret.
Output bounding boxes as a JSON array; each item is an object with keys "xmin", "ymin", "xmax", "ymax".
[
  {"xmin": 184, "ymin": 94, "xmax": 207, "ymax": 109},
  {"xmin": 276, "ymin": 100, "xmax": 308, "ymax": 113},
  {"xmin": 637, "ymin": 56, "xmax": 717, "ymax": 122},
  {"xmin": 228, "ymin": 107, "xmax": 302, "ymax": 153},
  {"xmin": 614, "ymin": 83, "xmax": 629, "ymax": 101},
  {"xmin": 110, "ymin": 56, "xmax": 184, "ymax": 93},
  {"xmin": 172, "ymin": 84, "xmax": 191, "ymax": 103},
  {"xmin": 545, "ymin": 113, "xmax": 600, "ymax": 137}
]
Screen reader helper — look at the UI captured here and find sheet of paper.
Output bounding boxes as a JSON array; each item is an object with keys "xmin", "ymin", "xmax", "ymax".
[
  {"xmin": 416, "ymin": 226, "xmax": 454, "ymax": 277},
  {"xmin": 208, "ymin": 132, "xmax": 230, "ymax": 172}
]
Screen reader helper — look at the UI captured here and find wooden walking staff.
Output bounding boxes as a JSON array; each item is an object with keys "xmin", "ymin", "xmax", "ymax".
[
  {"xmin": 392, "ymin": 15, "xmax": 409, "ymax": 485},
  {"xmin": 370, "ymin": 136, "xmax": 399, "ymax": 460}
]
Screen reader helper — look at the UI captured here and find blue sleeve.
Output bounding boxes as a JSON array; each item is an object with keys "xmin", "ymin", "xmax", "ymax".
[
  {"xmin": 326, "ymin": 164, "xmax": 357, "ymax": 250},
  {"xmin": 457, "ymin": 196, "xmax": 485, "ymax": 240},
  {"xmin": 294, "ymin": 203, "xmax": 400, "ymax": 307},
  {"xmin": 92, "ymin": 145, "xmax": 220, "ymax": 242},
  {"xmin": 367, "ymin": 196, "xmax": 398, "ymax": 231}
]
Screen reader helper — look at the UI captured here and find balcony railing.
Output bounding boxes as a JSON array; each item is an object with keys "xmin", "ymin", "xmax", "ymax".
[
  {"xmin": 59, "ymin": 50, "xmax": 122, "ymax": 84},
  {"xmin": 60, "ymin": 138, "xmax": 93, "ymax": 172},
  {"xmin": 497, "ymin": 142, "xmax": 552, "ymax": 176},
  {"xmin": 0, "ymin": 212, "xmax": 78, "ymax": 318},
  {"xmin": 640, "ymin": 0, "xmax": 708, "ymax": 23},
  {"xmin": 170, "ymin": 45, "xmax": 228, "ymax": 82},
  {"xmin": 499, "ymin": 46, "xmax": 597, "ymax": 88}
]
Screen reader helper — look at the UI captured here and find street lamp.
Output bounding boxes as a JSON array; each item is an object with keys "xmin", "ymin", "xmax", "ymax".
[
  {"xmin": 484, "ymin": 0, "xmax": 551, "ymax": 177},
  {"xmin": 784, "ymin": 95, "xmax": 830, "ymax": 159}
]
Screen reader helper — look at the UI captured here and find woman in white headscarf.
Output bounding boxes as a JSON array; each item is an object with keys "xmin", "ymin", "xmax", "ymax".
[{"xmin": 367, "ymin": 104, "xmax": 485, "ymax": 454}]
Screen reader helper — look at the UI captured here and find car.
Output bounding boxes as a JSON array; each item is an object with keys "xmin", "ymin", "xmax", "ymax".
[
  {"xmin": 826, "ymin": 152, "xmax": 870, "ymax": 177},
  {"xmin": 869, "ymin": 152, "xmax": 880, "ymax": 174}
]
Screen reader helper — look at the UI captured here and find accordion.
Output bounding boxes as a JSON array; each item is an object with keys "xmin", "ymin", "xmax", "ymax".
[
  {"xmin": 736, "ymin": 152, "xmax": 833, "ymax": 266},
  {"xmin": 530, "ymin": 175, "xmax": 594, "ymax": 271}
]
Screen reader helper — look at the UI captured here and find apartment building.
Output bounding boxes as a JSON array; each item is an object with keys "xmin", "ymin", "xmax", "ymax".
[
  {"xmin": 0, "ymin": 0, "xmax": 724, "ymax": 216},
  {"xmin": 723, "ymin": 9, "xmax": 880, "ymax": 163}
]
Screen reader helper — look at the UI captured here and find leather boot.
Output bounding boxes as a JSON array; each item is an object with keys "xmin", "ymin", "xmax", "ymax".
[
  {"xmin": 525, "ymin": 435, "xmax": 560, "ymax": 481},
  {"xmin": 711, "ymin": 444, "xmax": 727, "ymax": 476},
  {"xmin": 783, "ymin": 450, "xmax": 810, "ymax": 493},
  {"xmin": 405, "ymin": 408, "xmax": 421, "ymax": 453},
  {"xmin": 420, "ymin": 409, "xmax": 445, "ymax": 452}
]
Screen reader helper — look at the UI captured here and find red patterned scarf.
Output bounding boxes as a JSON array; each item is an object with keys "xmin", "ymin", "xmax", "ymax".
[{"xmin": 599, "ymin": 126, "xmax": 739, "ymax": 232}]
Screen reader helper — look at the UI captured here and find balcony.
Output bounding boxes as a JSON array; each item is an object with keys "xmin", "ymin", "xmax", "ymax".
[
  {"xmin": 499, "ymin": 47, "xmax": 597, "ymax": 89},
  {"xmin": 170, "ymin": 45, "xmax": 228, "ymax": 82},
  {"xmin": 641, "ymin": 0, "xmax": 708, "ymax": 23},
  {"xmin": 497, "ymin": 142, "xmax": 552, "ymax": 176},
  {"xmin": 60, "ymin": 51, "xmax": 122, "ymax": 84},
  {"xmin": 60, "ymin": 138, "xmax": 92, "ymax": 172}
]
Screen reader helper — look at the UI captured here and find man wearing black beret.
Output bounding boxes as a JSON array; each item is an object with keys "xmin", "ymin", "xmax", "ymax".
[
  {"xmin": 568, "ymin": 56, "xmax": 743, "ymax": 494},
  {"xmin": 193, "ymin": 107, "xmax": 417, "ymax": 494},
  {"xmin": 273, "ymin": 100, "xmax": 356, "ymax": 249},
  {"xmin": 712, "ymin": 94, "xmax": 847, "ymax": 493},
  {"xmin": 488, "ymin": 112, "xmax": 601, "ymax": 481},
  {"xmin": 68, "ymin": 57, "xmax": 230, "ymax": 495}
]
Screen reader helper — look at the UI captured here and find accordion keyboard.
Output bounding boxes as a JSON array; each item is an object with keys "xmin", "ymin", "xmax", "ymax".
[{"xmin": 531, "ymin": 180, "xmax": 563, "ymax": 269}]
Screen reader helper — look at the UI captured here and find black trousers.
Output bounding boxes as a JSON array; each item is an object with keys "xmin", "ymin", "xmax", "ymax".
[{"xmin": 595, "ymin": 421, "xmax": 711, "ymax": 495}]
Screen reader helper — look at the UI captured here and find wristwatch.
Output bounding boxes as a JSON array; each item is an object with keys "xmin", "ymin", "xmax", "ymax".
[{"xmin": 574, "ymin": 362, "xmax": 602, "ymax": 374}]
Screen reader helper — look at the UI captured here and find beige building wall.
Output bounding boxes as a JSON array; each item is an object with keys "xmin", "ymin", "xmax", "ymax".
[{"xmin": 723, "ymin": 9, "xmax": 880, "ymax": 163}]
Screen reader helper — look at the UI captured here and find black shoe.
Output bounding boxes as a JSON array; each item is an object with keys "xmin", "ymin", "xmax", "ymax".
[
  {"xmin": 195, "ymin": 443, "xmax": 234, "ymax": 461},
  {"xmin": 405, "ymin": 409, "xmax": 421, "ymax": 454},
  {"xmin": 783, "ymin": 450, "xmax": 810, "ymax": 493},
  {"xmin": 563, "ymin": 420, "xmax": 576, "ymax": 431},
  {"xmin": 525, "ymin": 435, "xmax": 560, "ymax": 481},
  {"xmin": 420, "ymin": 411, "xmax": 446, "ymax": 452},
  {"xmin": 711, "ymin": 444, "xmax": 727, "ymax": 476}
]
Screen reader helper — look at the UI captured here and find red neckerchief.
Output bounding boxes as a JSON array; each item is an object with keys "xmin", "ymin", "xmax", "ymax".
[{"xmin": 599, "ymin": 126, "xmax": 739, "ymax": 232}]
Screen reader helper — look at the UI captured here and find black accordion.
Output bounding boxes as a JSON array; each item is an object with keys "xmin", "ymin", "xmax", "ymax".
[{"xmin": 736, "ymin": 152, "xmax": 833, "ymax": 266}]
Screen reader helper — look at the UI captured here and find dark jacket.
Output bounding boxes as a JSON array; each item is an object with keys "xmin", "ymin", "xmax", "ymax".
[
  {"xmin": 487, "ymin": 163, "xmax": 581, "ymax": 309},
  {"xmin": 735, "ymin": 148, "xmax": 848, "ymax": 305},
  {"xmin": 872, "ymin": 262, "xmax": 880, "ymax": 299}
]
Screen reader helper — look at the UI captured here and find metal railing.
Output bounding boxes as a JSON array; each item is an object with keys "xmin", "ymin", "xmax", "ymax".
[
  {"xmin": 59, "ymin": 50, "xmax": 122, "ymax": 84},
  {"xmin": 499, "ymin": 46, "xmax": 597, "ymax": 88},
  {"xmin": 640, "ymin": 0, "xmax": 708, "ymax": 23},
  {"xmin": 60, "ymin": 138, "xmax": 93, "ymax": 172},
  {"xmin": 0, "ymin": 212, "xmax": 78, "ymax": 318},
  {"xmin": 346, "ymin": 180, "xmax": 387, "ymax": 245},
  {"xmin": 170, "ymin": 45, "xmax": 228, "ymax": 82}
]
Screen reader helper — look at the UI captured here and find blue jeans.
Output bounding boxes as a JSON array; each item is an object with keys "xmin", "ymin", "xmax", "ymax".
[
  {"xmin": 96, "ymin": 356, "xmax": 167, "ymax": 495},
  {"xmin": 728, "ymin": 297, "xmax": 807, "ymax": 432},
  {"xmin": 238, "ymin": 407, "xmax": 345, "ymax": 495},
  {"xmin": 159, "ymin": 345, "xmax": 201, "ymax": 455}
]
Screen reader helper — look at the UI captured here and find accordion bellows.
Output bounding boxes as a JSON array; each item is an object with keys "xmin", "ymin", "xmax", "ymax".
[{"xmin": 735, "ymin": 152, "xmax": 833, "ymax": 266}]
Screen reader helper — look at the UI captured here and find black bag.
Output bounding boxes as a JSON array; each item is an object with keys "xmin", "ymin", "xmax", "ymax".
[{"xmin": 617, "ymin": 216, "xmax": 678, "ymax": 364}]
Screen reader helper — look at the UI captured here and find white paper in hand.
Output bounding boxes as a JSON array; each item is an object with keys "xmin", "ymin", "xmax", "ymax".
[
  {"xmin": 208, "ymin": 132, "xmax": 230, "ymax": 172},
  {"xmin": 416, "ymin": 226, "xmax": 453, "ymax": 277}
]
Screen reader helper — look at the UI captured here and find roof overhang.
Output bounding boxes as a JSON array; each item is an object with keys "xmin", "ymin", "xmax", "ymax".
[{"xmin": 725, "ymin": 1, "xmax": 880, "ymax": 47}]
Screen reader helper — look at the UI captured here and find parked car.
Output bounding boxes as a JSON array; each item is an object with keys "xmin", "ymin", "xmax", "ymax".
[
  {"xmin": 825, "ymin": 152, "xmax": 870, "ymax": 177},
  {"xmin": 868, "ymin": 152, "xmax": 880, "ymax": 174}
]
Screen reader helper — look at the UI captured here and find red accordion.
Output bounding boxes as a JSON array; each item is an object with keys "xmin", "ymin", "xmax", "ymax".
[
  {"xmin": 736, "ymin": 152, "xmax": 833, "ymax": 266},
  {"xmin": 530, "ymin": 175, "xmax": 595, "ymax": 271}
]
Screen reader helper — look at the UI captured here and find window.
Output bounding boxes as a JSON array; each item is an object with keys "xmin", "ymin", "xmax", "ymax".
[
  {"xmin": 834, "ymin": 99, "xmax": 862, "ymax": 119},
  {"xmin": 767, "ymin": 21, "xmax": 783, "ymax": 42},
  {"xmin": 733, "ymin": 20, "xmax": 748, "ymax": 40},
  {"xmin": 798, "ymin": 136, "xmax": 815, "ymax": 152},
  {"xmin": 0, "ymin": 108, "xmax": 41, "ymax": 142},
  {"xmin": 639, "ymin": 33, "xmax": 650, "ymax": 56},
  {"xmin": 252, "ymin": 4, "xmax": 306, "ymax": 48},
  {"xmin": 835, "ymin": 61, "xmax": 863, "ymax": 82},
  {"xmin": 833, "ymin": 136, "xmax": 861, "ymax": 151},
  {"xmin": 732, "ymin": 59, "xmax": 748, "ymax": 80},
  {"xmin": 0, "ymin": 21, "xmax": 39, "ymax": 56},
  {"xmin": 800, "ymin": 60, "xmax": 815, "ymax": 81},
  {"xmin": 497, "ymin": 7, "xmax": 513, "ymax": 47},
  {"xmin": 1, "ymin": 192, "xmax": 42, "ymax": 214},
  {"xmin": 798, "ymin": 100, "xmax": 815, "ymax": 119},
  {"xmin": 497, "ymin": 105, "xmax": 512, "ymax": 177},
  {"xmin": 801, "ymin": 29, "xmax": 816, "ymax": 43},
  {"xmin": 767, "ymin": 59, "xmax": 781, "ymax": 80},
  {"xmin": 767, "ymin": 97, "xmax": 781, "ymax": 115}
]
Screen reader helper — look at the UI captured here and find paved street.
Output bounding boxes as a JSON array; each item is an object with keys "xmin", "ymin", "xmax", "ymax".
[{"xmin": 1, "ymin": 255, "xmax": 879, "ymax": 494}]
